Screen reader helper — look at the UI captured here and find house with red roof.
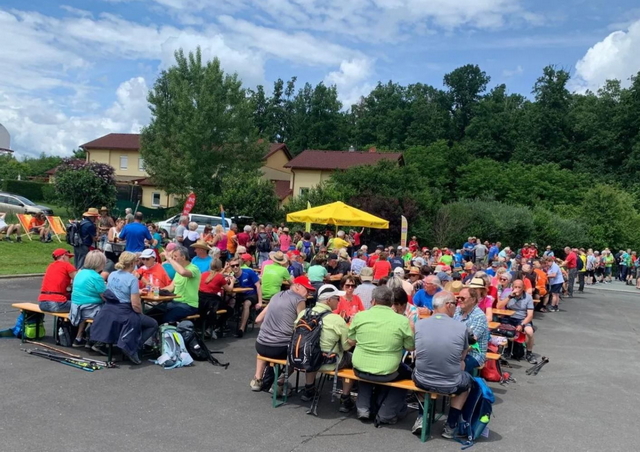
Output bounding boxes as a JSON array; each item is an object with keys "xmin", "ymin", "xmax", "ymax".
[
  {"xmin": 76, "ymin": 133, "xmax": 294, "ymax": 208},
  {"xmin": 284, "ymin": 147, "xmax": 404, "ymax": 197}
]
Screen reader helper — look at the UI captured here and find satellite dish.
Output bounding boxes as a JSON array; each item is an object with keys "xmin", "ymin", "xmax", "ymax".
[{"xmin": 0, "ymin": 123, "xmax": 10, "ymax": 151}]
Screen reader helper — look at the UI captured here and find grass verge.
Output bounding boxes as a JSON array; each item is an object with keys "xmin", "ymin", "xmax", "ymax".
[{"xmin": 0, "ymin": 239, "xmax": 73, "ymax": 275}]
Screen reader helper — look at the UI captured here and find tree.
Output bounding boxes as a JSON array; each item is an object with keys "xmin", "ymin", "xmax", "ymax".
[
  {"xmin": 211, "ymin": 170, "xmax": 280, "ymax": 224},
  {"xmin": 140, "ymin": 48, "xmax": 264, "ymax": 210},
  {"xmin": 54, "ymin": 160, "xmax": 116, "ymax": 217},
  {"xmin": 443, "ymin": 64, "xmax": 490, "ymax": 139}
]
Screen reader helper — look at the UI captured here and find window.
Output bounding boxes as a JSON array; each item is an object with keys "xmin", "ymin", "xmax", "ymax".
[
  {"xmin": 138, "ymin": 157, "xmax": 145, "ymax": 171},
  {"xmin": 6, "ymin": 196, "xmax": 23, "ymax": 206},
  {"xmin": 299, "ymin": 187, "xmax": 310, "ymax": 196},
  {"xmin": 120, "ymin": 155, "xmax": 128, "ymax": 169},
  {"xmin": 151, "ymin": 192, "xmax": 161, "ymax": 207}
]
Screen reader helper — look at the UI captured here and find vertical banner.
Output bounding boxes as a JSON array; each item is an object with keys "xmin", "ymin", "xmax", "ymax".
[
  {"xmin": 400, "ymin": 215, "xmax": 408, "ymax": 248},
  {"xmin": 305, "ymin": 201, "xmax": 311, "ymax": 233},
  {"xmin": 182, "ymin": 192, "xmax": 196, "ymax": 215},
  {"xmin": 220, "ymin": 204, "xmax": 226, "ymax": 231}
]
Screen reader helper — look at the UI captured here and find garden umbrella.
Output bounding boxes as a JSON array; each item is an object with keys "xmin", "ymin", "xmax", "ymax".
[{"xmin": 286, "ymin": 201, "xmax": 389, "ymax": 229}]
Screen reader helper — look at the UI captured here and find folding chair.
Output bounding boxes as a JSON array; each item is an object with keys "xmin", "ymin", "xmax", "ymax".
[
  {"xmin": 46, "ymin": 216, "xmax": 67, "ymax": 243},
  {"xmin": 16, "ymin": 214, "xmax": 34, "ymax": 241}
]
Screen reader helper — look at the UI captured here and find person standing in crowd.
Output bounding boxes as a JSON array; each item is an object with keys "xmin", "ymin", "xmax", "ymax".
[
  {"xmin": 97, "ymin": 207, "xmax": 115, "ymax": 243},
  {"xmin": 562, "ymin": 246, "xmax": 578, "ymax": 297},
  {"xmin": 174, "ymin": 215, "xmax": 189, "ymax": 244},
  {"xmin": 227, "ymin": 223, "xmax": 238, "ymax": 258},
  {"xmin": 279, "ymin": 227, "xmax": 291, "ymax": 252},
  {"xmin": 120, "ymin": 212, "xmax": 152, "ymax": 253},
  {"xmin": 473, "ymin": 239, "xmax": 488, "ymax": 267},
  {"xmin": 73, "ymin": 208, "xmax": 99, "ymax": 269},
  {"xmin": 124, "ymin": 208, "xmax": 134, "ymax": 224}
]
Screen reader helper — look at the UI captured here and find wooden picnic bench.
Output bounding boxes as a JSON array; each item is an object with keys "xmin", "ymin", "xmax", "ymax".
[
  {"xmin": 492, "ymin": 308, "xmax": 515, "ymax": 316},
  {"xmin": 11, "ymin": 302, "xmax": 92, "ymax": 344},
  {"xmin": 256, "ymin": 355, "xmax": 456, "ymax": 442}
]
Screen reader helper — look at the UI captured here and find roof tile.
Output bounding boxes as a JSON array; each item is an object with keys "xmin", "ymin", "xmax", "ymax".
[{"xmin": 285, "ymin": 150, "xmax": 403, "ymax": 170}]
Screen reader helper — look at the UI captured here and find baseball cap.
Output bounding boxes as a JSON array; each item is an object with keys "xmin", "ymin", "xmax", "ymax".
[
  {"xmin": 139, "ymin": 249, "xmax": 156, "ymax": 259},
  {"xmin": 52, "ymin": 248, "xmax": 73, "ymax": 258},
  {"xmin": 359, "ymin": 267, "xmax": 374, "ymax": 281},
  {"xmin": 328, "ymin": 253, "xmax": 338, "ymax": 260},
  {"xmin": 393, "ymin": 266, "xmax": 405, "ymax": 276},
  {"xmin": 437, "ymin": 271, "xmax": 452, "ymax": 282},
  {"xmin": 240, "ymin": 253, "xmax": 253, "ymax": 262},
  {"xmin": 376, "ymin": 244, "xmax": 384, "ymax": 249},
  {"xmin": 165, "ymin": 242, "xmax": 177, "ymax": 252},
  {"xmin": 292, "ymin": 275, "xmax": 316, "ymax": 291},
  {"xmin": 316, "ymin": 284, "xmax": 345, "ymax": 301}
]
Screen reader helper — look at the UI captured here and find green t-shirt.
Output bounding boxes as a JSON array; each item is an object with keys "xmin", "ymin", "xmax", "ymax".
[
  {"xmin": 173, "ymin": 263, "xmax": 201, "ymax": 308},
  {"xmin": 307, "ymin": 264, "xmax": 328, "ymax": 282},
  {"xmin": 439, "ymin": 254, "xmax": 453, "ymax": 266},
  {"xmin": 403, "ymin": 253, "xmax": 412, "ymax": 262},
  {"xmin": 604, "ymin": 255, "xmax": 614, "ymax": 267},
  {"xmin": 261, "ymin": 264, "xmax": 291, "ymax": 299}
]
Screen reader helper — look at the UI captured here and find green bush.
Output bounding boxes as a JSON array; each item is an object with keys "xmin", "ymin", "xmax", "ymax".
[
  {"xmin": 1, "ymin": 180, "xmax": 47, "ymax": 201},
  {"xmin": 41, "ymin": 184, "xmax": 58, "ymax": 203}
]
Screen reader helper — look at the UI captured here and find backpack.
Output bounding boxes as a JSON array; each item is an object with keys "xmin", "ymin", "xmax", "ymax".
[
  {"xmin": 455, "ymin": 377, "xmax": 495, "ymax": 448},
  {"xmin": 153, "ymin": 324, "xmax": 194, "ymax": 369},
  {"xmin": 56, "ymin": 317, "xmax": 78, "ymax": 347},
  {"xmin": 176, "ymin": 321, "xmax": 229, "ymax": 368},
  {"xmin": 481, "ymin": 344, "xmax": 511, "ymax": 383},
  {"xmin": 13, "ymin": 312, "xmax": 45, "ymax": 339},
  {"xmin": 302, "ymin": 241, "xmax": 313, "ymax": 261},
  {"xmin": 577, "ymin": 256, "xmax": 585, "ymax": 271},
  {"xmin": 66, "ymin": 220, "xmax": 83, "ymax": 247},
  {"xmin": 257, "ymin": 232, "xmax": 271, "ymax": 252},
  {"xmin": 288, "ymin": 309, "xmax": 332, "ymax": 372}
]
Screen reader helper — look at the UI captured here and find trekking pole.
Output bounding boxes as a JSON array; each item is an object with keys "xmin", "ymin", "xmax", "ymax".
[
  {"xmin": 532, "ymin": 358, "xmax": 549, "ymax": 376},
  {"xmin": 22, "ymin": 349, "xmax": 94, "ymax": 372},
  {"xmin": 25, "ymin": 341, "xmax": 82, "ymax": 358},
  {"xmin": 30, "ymin": 350, "xmax": 104, "ymax": 370},
  {"xmin": 526, "ymin": 357, "xmax": 549, "ymax": 375}
]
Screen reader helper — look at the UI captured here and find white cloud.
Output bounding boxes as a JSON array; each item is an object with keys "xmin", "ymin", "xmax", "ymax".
[
  {"xmin": 502, "ymin": 65, "xmax": 523, "ymax": 77},
  {"xmin": 572, "ymin": 20, "xmax": 640, "ymax": 92},
  {"xmin": 325, "ymin": 58, "xmax": 376, "ymax": 107}
]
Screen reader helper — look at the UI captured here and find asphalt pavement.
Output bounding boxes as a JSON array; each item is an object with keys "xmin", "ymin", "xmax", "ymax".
[{"xmin": 1, "ymin": 277, "xmax": 639, "ymax": 452}]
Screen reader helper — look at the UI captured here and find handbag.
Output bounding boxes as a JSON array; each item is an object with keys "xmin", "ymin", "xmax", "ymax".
[{"xmin": 495, "ymin": 323, "xmax": 517, "ymax": 338}]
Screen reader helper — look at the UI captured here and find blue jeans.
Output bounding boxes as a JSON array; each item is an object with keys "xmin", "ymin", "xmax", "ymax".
[
  {"xmin": 162, "ymin": 301, "xmax": 198, "ymax": 323},
  {"xmin": 39, "ymin": 300, "xmax": 71, "ymax": 313}
]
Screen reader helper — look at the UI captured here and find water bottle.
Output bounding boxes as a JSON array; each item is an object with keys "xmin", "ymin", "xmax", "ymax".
[
  {"xmin": 153, "ymin": 284, "xmax": 160, "ymax": 298},
  {"xmin": 473, "ymin": 414, "xmax": 490, "ymax": 439}
]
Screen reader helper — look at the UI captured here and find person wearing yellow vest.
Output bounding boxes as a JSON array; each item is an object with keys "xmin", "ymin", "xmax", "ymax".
[{"xmin": 577, "ymin": 249, "xmax": 587, "ymax": 293}]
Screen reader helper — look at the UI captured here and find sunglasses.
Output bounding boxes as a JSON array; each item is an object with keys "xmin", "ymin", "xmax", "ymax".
[
  {"xmin": 455, "ymin": 296, "xmax": 467, "ymax": 301},
  {"xmin": 446, "ymin": 301, "xmax": 457, "ymax": 307},
  {"xmin": 230, "ymin": 264, "xmax": 239, "ymax": 268},
  {"xmin": 344, "ymin": 284, "xmax": 356, "ymax": 288},
  {"xmin": 141, "ymin": 257, "xmax": 152, "ymax": 261},
  {"xmin": 499, "ymin": 277, "xmax": 508, "ymax": 281}
]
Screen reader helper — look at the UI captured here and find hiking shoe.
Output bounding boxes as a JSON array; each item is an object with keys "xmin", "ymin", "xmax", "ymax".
[
  {"xmin": 91, "ymin": 343, "xmax": 109, "ymax": 356},
  {"xmin": 204, "ymin": 327, "xmax": 217, "ymax": 340},
  {"xmin": 526, "ymin": 352, "xmax": 537, "ymax": 364},
  {"xmin": 234, "ymin": 329, "xmax": 244, "ymax": 338},
  {"xmin": 300, "ymin": 386, "xmax": 316, "ymax": 402},
  {"xmin": 339, "ymin": 396, "xmax": 355, "ymax": 413},
  {"xmin": 16, "ymin": 236, "xmax": 21, "ymax": 242},
  {"xmin": 250, "ymin": 378, "xmax": 263, "ymax": 391},
  {"xmin": 3, "ymin": 237, "xmax": 12, "ymax": 242},
  {"xmin": 357, "ymin": 409, "xmax": 371, "ymax": 421},
  {"xmin": 442, "ymin": 424, "xmax": 457, "ymax": 439},
  {"xmin": 411, "ymin": 416, "xmax": 423, "ymax": 435},
  {"xmin": 72, "ymin": 338, "xmax": 87, "ymax": 348},
  {"xmin": 125, "ymin": 351, "xmax": 142, "ymax": 365},
  {"xmin": 268, "ymin": 383, "xmax": 292, "ymax": 397}
]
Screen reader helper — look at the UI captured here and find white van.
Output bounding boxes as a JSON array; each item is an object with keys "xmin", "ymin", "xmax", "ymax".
[{"xmin": 156, "ymin": 214, "xmax": 231, "ymax": 239}]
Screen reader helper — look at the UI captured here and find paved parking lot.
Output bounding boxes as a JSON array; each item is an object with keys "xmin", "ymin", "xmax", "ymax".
[{"xmin": 1, "ymin": 277, "xmax": 638, "ymax": 452}]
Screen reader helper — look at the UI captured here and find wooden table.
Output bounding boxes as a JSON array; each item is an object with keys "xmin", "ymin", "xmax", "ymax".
[
  {"xmin": 140, "ymin": 293, "xmax": 177, "ymax": 313},
  {"xmin": 492, "ymin": 309, "xmax": 515, "ymax": 316},
  {"xmin": 488, "ymin": 321, "xmax": 500, "ymax": 329}
]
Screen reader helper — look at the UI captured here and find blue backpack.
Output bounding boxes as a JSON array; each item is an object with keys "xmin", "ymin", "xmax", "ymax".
[{"xmin": 456, "ymin": 377, "xmax": 495, "ymax": 449}]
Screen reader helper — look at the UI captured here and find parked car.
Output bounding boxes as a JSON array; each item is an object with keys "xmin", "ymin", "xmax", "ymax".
[
  {"xmin": 0, "ymin": 192, "xmax": 54, "ymax": 216},
  {"xmin": 156, "ymin": 213, "xmax": 232, "ymax": 239}
]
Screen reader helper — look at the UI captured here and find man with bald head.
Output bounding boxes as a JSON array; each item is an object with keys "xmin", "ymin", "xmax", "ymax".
[
  {"xmin": 412, "ymin": 275, "xmax": 442, "ymax": 316},
  {"xmin": 497, "ymin": 279, "xmax": 536, "ymax": 363}
]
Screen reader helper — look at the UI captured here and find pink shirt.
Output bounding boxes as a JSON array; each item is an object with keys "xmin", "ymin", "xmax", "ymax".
[
  {"xmin": 279, "ymin": 234, "xmax": 291, "ymax": 252},
  {"xmin": 477, "ymin": 295, "xmax": 494, "ymax": 313}
]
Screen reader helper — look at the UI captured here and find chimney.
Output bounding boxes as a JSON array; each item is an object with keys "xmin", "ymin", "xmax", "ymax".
[
  {"xmin": 368, "ymin": 146, "xmax": 377, "ymax": 153},
  {"xmin": 348, "ymin": 145, "xmax": 355, "ymax": 152}
]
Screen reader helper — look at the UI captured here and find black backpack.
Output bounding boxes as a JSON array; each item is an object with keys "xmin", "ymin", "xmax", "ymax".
[
  {"xmin": 176, "ymin": 321, "xmax": 229, "ymax": 368},
  {"xmin": 257, "ymin": 232, "xmax": 271, "ymax": 252},
  {"xmin": 577, "ymin": 256, "xmax": 585, "ymax": 271},
  {"xmin": 66, "ymin": 221, "xmax": 83, "ymax": 247},
  {"xmin": 288, "ymin": 309, "xmax": 331, "ymax": 372}
]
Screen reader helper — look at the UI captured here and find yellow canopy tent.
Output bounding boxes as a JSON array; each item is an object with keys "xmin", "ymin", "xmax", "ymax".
[{"xmin": 286, "ymin": 201, "xmax": 389, "ymax": 229}]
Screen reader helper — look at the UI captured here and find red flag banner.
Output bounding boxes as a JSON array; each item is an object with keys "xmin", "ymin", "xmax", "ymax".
[{"xmin": 182, "ymin": 192, "xmax": 196, "ymax": 215}]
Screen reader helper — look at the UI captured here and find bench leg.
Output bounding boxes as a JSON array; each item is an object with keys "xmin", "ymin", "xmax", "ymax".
[
  {"xmin": 20, "ymin": 311, "xmax": 26, "ymax": 344},
  {"xmin": 421, "ymin": 396, "xmax": 431, "ymax": 442},
  {"xmin": 272, "ymin": 364, "xmax": 281, "ymax": 408}
]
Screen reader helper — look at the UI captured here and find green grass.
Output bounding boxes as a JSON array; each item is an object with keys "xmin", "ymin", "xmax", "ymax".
[{"xmin": 0, "ymin": 238, "xmax": 74, "ymax": 275}]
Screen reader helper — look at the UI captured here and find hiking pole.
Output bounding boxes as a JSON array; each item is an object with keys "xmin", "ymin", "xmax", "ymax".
[
  {"xmin": 22, "ymin": 349, "xmax": 94, "ymax": 372},
  {"xmin": 30, "ymin": 349, "xmax": 104, "ymax": 370},
  {"xmin": 532, "ymin": 358, "xmax": 549, "ymax": 376},
  {"xmin": 25, "ymin": 341, "xmax": 118, "ymax": 368}
]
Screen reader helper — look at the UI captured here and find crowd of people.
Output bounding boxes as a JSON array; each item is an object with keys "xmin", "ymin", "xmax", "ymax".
[{"xmin": 29, "ymin": 211, "xmax": 631, "ymax": 437}]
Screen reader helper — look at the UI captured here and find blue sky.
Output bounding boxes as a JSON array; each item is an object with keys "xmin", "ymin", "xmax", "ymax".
[{"xmin": 1, "ymin": 0, "xmax": 639, "ymax": 157}]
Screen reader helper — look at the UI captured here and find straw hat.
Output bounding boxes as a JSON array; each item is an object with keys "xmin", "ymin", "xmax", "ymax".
[
  {"xmin": 464, "ymin": 261, "xmax": 474, "ymax": 270},
  {"xmin": 444, "ymin": 280, "xmax": 463, "ymax": 294},
  {"xmin": 408, "ymin": 266, "xmax": 421, "ymax": 276},
  {"xmin": 190, "ymin": 240, "xmax": 211, "ymax": 251},
  {"xmin": 467, "ymin": 277, "xmax": 486, "ymax": 289},
  {"xmin": 82, "ymin": 207, "xmax": 100, "ymax": 217},
  {"xmin": 100, "ymin": 206, "xmax": 108, "ymax": 212},
  {"xmin": 269, "ymin": 250, "xmax": 289, "ymax": 265}
]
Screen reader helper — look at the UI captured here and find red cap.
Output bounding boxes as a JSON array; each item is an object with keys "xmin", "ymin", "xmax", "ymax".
[
  {"xmin": 240, "ymin": 253, "xmax": 253, "ymax": 262},
  {"xmin": 53, "ymin": 248, "xmax": 74, "ymax": 258},
  {"xmin": 292, "ymin": 275, "xmax": 315, "ymax": 291}
]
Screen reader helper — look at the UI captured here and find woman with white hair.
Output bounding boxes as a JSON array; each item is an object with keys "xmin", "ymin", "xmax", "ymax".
[
  {"xmin": 497, "ymin": 271, "xmax": 513, "ymax": 304},
  {"xmin": 182, "ymin": 221, "xmax": 200, "ymax": 254},
  {"xmin": 331, "ymin": 230, "xmax": 351, "ymax": 251},
  {"xmin": 70, "ymin": 250, "xmax": 107, "ymax": 347}
]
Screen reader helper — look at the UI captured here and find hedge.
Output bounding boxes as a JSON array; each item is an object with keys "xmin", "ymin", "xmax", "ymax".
[{"xmin": 1, "ymin": 180, "xmax": 48, "ymax": 202}]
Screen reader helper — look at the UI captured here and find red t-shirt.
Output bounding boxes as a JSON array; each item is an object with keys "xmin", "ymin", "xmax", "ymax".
[
  {"xmin": 367, "ymin": 254, "xmax": 380, "ymax": 268},
  {"xmin": 409, "ymin": 240, "xmax": 418, "ymax": 252},
  {"xmin": 138, "ymin": 264, "xmax": 171, "ymax": 289},
  {"xmin": 334, "ymin": 295, "xmax": 364, "ymax": 318},
  {"xmin": 199, "ymin": 272, "xmax": 228, "ymax": 295},
  {"xmin": 372, "ymin": 259, "xmax": 392, "ymax": 280},
  {"xmin": 236, "ymin": 232, "xmax": 250, "ymax": 247},
  {"xmin": 565, "ymin": 252, "xmax": 577, "ymax": 269},
  {"xmin": 38, "ymin": 260, "xmax": 76, "ymax": 302},
  {"xmin": 522, "ymin": 247, "xmax": 534, "ymax": 259},
  {"xmin": 487, "ymin": 285, "xmax": 498, "ymax": 303},
  {"xmin": 353, "ymin": 232, "xmax": 361, "ymax": 247}
]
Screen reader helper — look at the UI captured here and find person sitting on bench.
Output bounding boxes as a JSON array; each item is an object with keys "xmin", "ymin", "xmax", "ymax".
[
  {"xmin": 412, "ymin": 290, "xmax": 473, "ymax": 439},
  {"xmin": 38, "ymin": 248, "xmax": 77, "ymax": 313},
  {"xmin": 453, "ymin": 285, "xmax": 489, "ymax": 371},
  {"xmin": 496, "ymin": 279, "xmax": 536, "ymax": 364},
  {"xmin": 250, "ymin": 276, "xmax": 315, "ymax": 394},
  {"xmin": 298, "ymin": 284, "xmax": 355, "ymax": 413},
  {"xmin": 69, "ymin": 250, "xmax": 107, "ymax": 347},
  {"xmin": 348, "ymin": 285, "xmax": 414, "ymax": 426}
]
